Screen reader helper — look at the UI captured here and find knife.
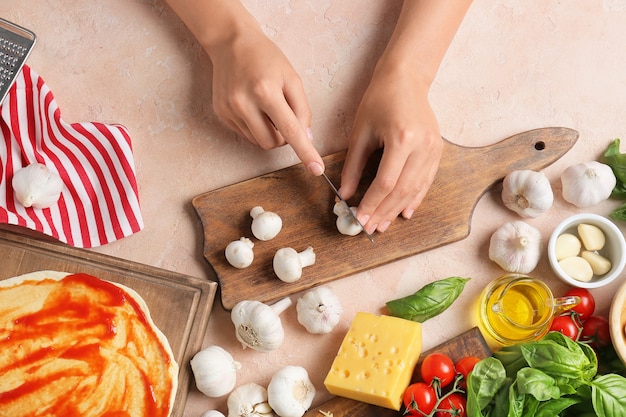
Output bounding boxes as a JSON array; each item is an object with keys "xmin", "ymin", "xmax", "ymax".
[{"xmin": 321, "ymin": 172, "xmax": 375, "ymax": 244}]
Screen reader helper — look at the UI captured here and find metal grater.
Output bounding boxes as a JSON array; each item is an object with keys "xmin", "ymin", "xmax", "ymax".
[{"xmin": 0, "ymin": 17, "xmax": 36, "ymax": 105}]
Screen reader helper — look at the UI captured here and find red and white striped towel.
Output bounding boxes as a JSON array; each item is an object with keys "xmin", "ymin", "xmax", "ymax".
[{"xmin": 0, "ymin": 66, "xmax": 143, "ymax": 248}]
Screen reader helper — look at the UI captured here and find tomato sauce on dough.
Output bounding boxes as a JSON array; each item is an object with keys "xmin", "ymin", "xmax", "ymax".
[{"xmin": 0, "ymin": 273, "xmax": 175, "ymax": 417}]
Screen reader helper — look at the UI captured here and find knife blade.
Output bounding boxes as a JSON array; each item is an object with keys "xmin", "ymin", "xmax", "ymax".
[{"xmin": 321, "ymin": 172, "xmax": 374, "ymax": 244}]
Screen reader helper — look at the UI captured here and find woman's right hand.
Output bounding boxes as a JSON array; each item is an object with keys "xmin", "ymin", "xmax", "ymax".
[
  {"xmin": 167, "ymin": 0, "xmax": 324, "ymax": 176},
  {"xmin": 206, "ymin": 16, "xmax": 324, "ymax": 175}
]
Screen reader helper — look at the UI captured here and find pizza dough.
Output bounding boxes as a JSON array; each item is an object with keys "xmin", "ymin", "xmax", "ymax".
[{"xmin": 0, "ymin": 271, "xmax": 178, "ymax": 417}]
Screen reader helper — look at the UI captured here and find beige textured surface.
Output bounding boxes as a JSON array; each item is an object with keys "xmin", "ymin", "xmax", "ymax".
[{"xmin": 3, "ymin": 1, "xmax": 626, "ymax": 415}]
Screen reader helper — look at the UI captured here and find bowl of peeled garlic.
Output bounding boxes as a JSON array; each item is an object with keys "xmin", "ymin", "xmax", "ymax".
[{"xmin": 548, "ymin": 213, "xmax": 626, "ymax": 288}]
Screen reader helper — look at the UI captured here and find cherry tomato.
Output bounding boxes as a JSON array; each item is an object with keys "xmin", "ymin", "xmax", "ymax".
[
  {"xmin": 435, "ymin": 393, "xmax": 467, "ymax": 417},
  {"xmin": 402, "ymin": 382, "xmax": 437, "ymax": 416},
  {"xmin": 455, "ymin": 356, "xmax": 481, "ymax": 389},
  {"xmin": 579, "ymin": 315, "xmax": 611, "ymax": 349},
  {"xmin": 421, "ymin": 353, "xmax": 456, "ymax": 388},
  {"xmin": 563, "ymin": 288, "xmax": 595, "ymax": 321},
  {"xmin": 549, "ymin": 314, "xmax": 580, "ymax": 340}
]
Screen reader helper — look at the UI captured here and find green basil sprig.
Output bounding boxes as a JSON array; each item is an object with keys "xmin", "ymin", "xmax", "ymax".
[
  {"xmin": 604, "ymin": 138, "xmax": 626, "ymax": 219},
  {"xmin": 466, "ymin": 332, "xmax": 626, "ymax": 417},
  {"xmin": 385, "ymin": 276, "xmax": 470, "ymax": 323}
]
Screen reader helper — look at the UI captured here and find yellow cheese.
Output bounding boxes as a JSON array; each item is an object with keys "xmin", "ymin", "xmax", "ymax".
[{"xmin": 323, "ymin": 312, "xmax": 422, "ymax": 410}]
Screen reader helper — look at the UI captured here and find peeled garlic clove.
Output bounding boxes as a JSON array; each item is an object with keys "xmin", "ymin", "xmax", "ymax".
[
  {"xmin": 12, "ymin": 163, "xmax": 64, "ymax": 209},
  {"xmin": 559, "ymin": 256, "xmax": 594, "ymax": 282},
  {"xmin": 580, "ymin": 251, "xmax": 611, "ymax": 275},
  {"xmin": 578, "ymin": 223, "xmax": 606, "ymax": 251},
  {"xmin": 555, "ymin": 233, "xmax": 582, "ymax": 261}
]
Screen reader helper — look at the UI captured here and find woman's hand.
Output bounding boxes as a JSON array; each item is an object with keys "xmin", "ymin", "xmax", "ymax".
[
  {"xmin": 166, "ymin": 0, "xmax": 324, "ymax": 176},
  {"xmin": 340, "ymin": 65, "xmax": 443, "ymax": 234},
  {"xmin": 208, "ymin": 26, "xmax": 324, "ymax": 175}
]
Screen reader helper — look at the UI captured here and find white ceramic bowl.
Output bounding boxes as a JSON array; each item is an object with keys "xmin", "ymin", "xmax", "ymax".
[
  {"xmin": 547, "ymin": 213, "xmax": 626, "ymax": 288},
  {"xmin": 610, "ymin": 279, "xmax": 626, "ymax": 366}
]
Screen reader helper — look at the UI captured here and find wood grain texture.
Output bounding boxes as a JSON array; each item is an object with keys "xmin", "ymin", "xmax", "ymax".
[
  {"xmin": 193, "ymin": 127, "xmax": 579, "ymax": 310},
  {"xmin": 0, "ymin": 227, "xmax": 217, "ymax": 417},
  {"xmin": 303, "ymin": 327, "xmax": 491, "ymax": 417}
]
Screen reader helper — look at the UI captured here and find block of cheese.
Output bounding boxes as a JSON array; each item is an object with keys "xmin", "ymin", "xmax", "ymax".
[{"xmin": 324, "ymin": 312, "xmax": 422, "ymax": 410}]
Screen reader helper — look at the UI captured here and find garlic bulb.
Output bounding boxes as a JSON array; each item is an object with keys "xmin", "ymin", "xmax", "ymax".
[
  {"xmin": 231, "ymin": 297, "xmax": 292, "ymax": 352},
  {"xmin": 501, "ymin": 170, "xmax": 553, "ymax": 218},
  {"xmin": 267, "ymin": 366, "xmax": 316, "ymax": 417},
  {"xmin": 225, "ymin": 237, "xmax": 254, "ymax": 268},
  {"xmin": 250, "ymin": 206, "xmax": 282, "ymax": 241},
  {"xmin": 333, "ymin": 202, "xmax": 362, "ymax": 236},
  {"xmin": 227, "ymin": 383, "xmax": 274, "ymax": 417},
  {"xmin": 561, "ymin": 161, "xmax": 616, "ymax": 207},
  {"xmin": 296, "ymin": 286, "xmax": 343, "ymax": 334},
  {"xmin": 190, "ymin": 345, "xmax": 241, "ymax": 398},
  {"xmin": 201, "ymin": 411, "xmax": 226, "ymax": 417},
  {"xmin": 489, "ymin": 221, "xmax": 542, "ymax": 274},
  {"xmin": 12, "ymin": 163, "xmax": 64, "ymax": 209}
]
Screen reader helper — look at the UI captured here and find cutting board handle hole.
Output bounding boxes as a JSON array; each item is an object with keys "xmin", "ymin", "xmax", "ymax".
[{"xmin": 534, "ymin": 141, "xmax": 546, "ymax": 151}]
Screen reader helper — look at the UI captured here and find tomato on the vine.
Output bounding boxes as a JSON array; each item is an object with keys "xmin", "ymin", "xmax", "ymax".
[
  {"xmin": 579, "ymin": 315, "xmax": 611, "ymax": 349},
  {"xmin": 455, "ymin": 356, "xmax": 480, "ymax": 390},
  {"xmin": 435, "ymin": 393, "xmax": 467, "ymax": 417},
  {"xmin": 549, "ymin": 314, "xmax": 580, "ymax": 340},
  {"xmin": 563, "ymin": 288, "xmax": 595, "ymax": 321},
  {"xmin": 421, "ymin": 353, "xmax": 456, "ymax": 388},
  {"xmin": 402, "ymin": 382, "xmax": 437, "ymax": 416}
]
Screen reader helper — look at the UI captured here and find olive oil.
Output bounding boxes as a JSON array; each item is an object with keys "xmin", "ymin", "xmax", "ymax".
[{"xmin": 479, "ymin": 275, "xmax": 555, "ymax": 346}]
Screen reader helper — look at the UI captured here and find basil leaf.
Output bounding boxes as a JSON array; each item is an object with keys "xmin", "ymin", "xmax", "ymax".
[
  {"xmin": 506, "ymin": 381, "xmax": 525, "ymax": 417},
  {"xmin": 516, "ymin": 368, "xmax": 560, "ymax": 401},
  {"xmin": 535, "ymin": 397, "xmax": 580, "ymax": 417},
  {"xmin": 467, "ymin": 357, "xmax": 507, "ymax": 415},
  {"xmin": 521, "ymin": 337, "xmax": 591, "ymax": 380},
  {"xmin": 604, "ymin": 138, "xmax": 626, "ymax": 185},
  {"xmin": 591, "ymin": 374, "xmax": 626, "ymax": 417},
  {"xmin": 610, "ymin": 203, "xmax": 626, "ymax": 222},
  {"xmin": 494, "ymin": 344, "xmax": 527, "ymax": 379},
  {"xmin": 385, "ymin": 276, "xmax": 470, "ymax": 322}
]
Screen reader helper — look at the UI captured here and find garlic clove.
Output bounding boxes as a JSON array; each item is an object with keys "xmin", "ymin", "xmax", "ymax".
[
  {"xmin": 580, "ymin": 251, "xmax": 612, "ymax": 276},
  {"xmin": 225, "ymin": 237, "xmax": 255, "ymax": 268},
  {"xmin": 12, "ymin": 163, "xmax": 64, "ymax": 209},
  {"xmin": 554, "ymin": 233, "xmax": 582, "ymax": 261},
  {"xmin": 227, "ymin": 383, "xmax": 274, "ymax": 417},
  {"xmin": 559, "ymin": 256, "xmax": 594, "ymax": 282},
  {"xmin": 577, "ymin": 223, "xmax": 606, "ymax": 251}
]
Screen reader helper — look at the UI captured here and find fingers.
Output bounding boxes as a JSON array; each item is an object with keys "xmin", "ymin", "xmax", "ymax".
[
  {"xmin": 344, "ymin": 132, "xmax": 443, "ymax": 235},
  {"xmin": 272, "ymin": 78, "xmax": 325, "ymax": 176}
]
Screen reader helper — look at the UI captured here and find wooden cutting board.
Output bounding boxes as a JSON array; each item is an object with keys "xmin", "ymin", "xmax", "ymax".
[
  {"xmin": 193, "ymin": 127, "xmax": 578, "ymax": 310},
  {"xmin": 303, "ymin": 326, "xmax": 491, "ymax": 417},
  {"xmin": 0, "ymin": 226, "xmax": 217, "ymax": 417}
]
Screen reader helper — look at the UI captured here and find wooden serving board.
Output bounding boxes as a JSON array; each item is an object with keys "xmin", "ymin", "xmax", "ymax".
[
  {"xmin": 303, "ymin": 326, "xmax": 491, "ymax": 417},
  {"xmin": 193, "ymin": 127, "xmax": 578, "ymax": 310},
  {"xmin": 0, "ymin": 226, "xmax": 217, "ymax": 417}
]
